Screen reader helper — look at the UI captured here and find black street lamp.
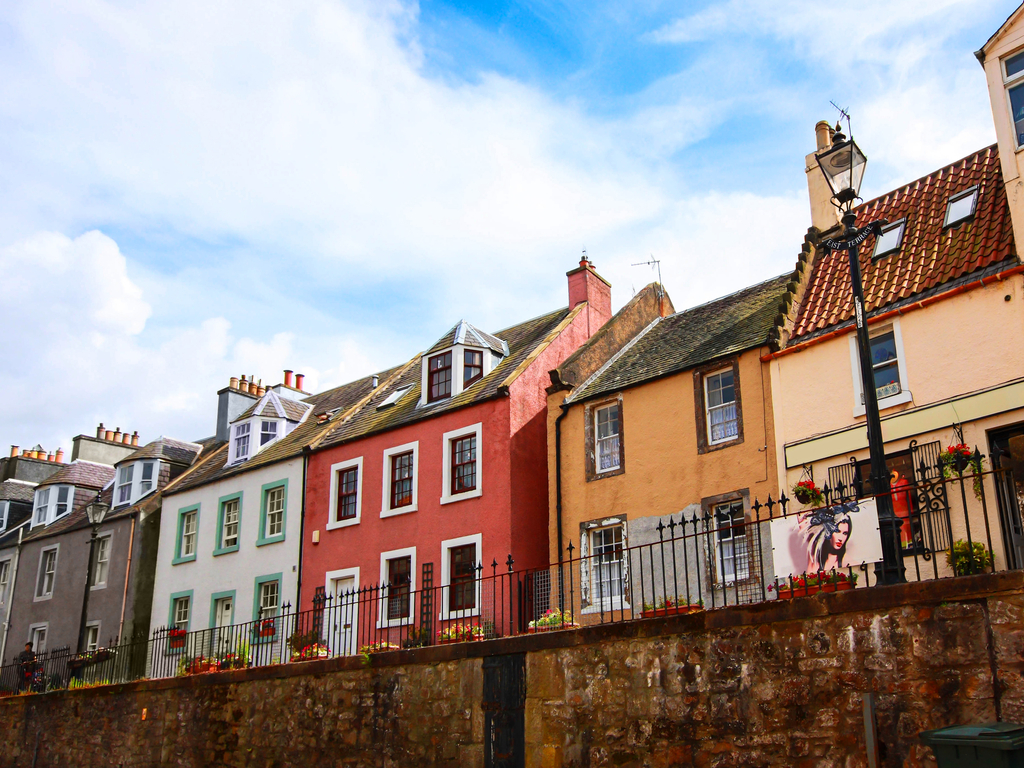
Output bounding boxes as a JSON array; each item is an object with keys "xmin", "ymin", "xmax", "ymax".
[
  {"xmin": 76, "ymin": 496, "xmax": 111, "ymax": 653},
  {"xmin": 816, "ymin": 124, "xmax": 906, "ymax": 585}
]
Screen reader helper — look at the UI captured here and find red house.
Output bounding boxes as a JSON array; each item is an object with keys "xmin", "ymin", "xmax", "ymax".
[{"xmin": 300, "ymin": 259, "xmax": 610, "ymax": 649}]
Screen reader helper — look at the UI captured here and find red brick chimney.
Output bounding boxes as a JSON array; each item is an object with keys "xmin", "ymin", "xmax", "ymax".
[{"xmin": 566, "ymin": 253, "xmax": 612, "ymax": 336}]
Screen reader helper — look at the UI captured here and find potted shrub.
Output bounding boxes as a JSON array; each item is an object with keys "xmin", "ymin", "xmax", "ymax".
[
  {"xmin": 527, "ymin": 609, "xmax": 579, "ymax": 633},
  {"xmin": 640, "ymin": 596, "xmax": 703, "ymax": 618},
  {"xmin": 289, "ymin": 643, "xmax": 331, "ymax": 662},
  {"xmin": 168, "ymin": 628, "xmax": 187, "ymax": 649},
  {"xmin": 436, "ymin": 622, "xmax": 484, "ymax": 644},
  {"xmin": 179, "ymin": 656, "xmax": 217, "ymax": 676},
  {"xmin": 792, "ymin": 480, "xmax": 825, "ymax": 508},
  {"xmin": 939, "ymin": 444, "xmax": 986, "ymax": 501},
  {"xmin": 947, "ymin": 540, "xmax": 993, "ymax": 576},
  {"xmin": 358, "ymin": 642, "xmax": 400, "ymax": 655}
]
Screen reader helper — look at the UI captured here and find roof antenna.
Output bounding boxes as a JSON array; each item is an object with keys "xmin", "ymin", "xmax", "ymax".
[
  {"xmin": 829, "ymin": 101, "xmax": 853, "ymax": 139},
  {"xmin": 631, "ymin": 255, "xmax": 664, "ymax": 302}
]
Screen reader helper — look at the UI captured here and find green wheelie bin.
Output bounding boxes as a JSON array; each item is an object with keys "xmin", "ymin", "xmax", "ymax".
[{"xmin": 920, "ymin": 723, "xmax": 1024, "ymax": 767}]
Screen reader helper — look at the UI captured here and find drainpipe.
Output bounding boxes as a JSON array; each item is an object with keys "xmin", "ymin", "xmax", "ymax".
[
  {"xmin": 296, "ymin": 447, "xmax": 310, "ymax": 611},
  {"xmin": 554, "ymin": 400, "xmax": 570, "ymax": 612},
  {"xmin": 117, "ymin": 514, "xmax": 137, "ymax": 642},
  {"xmin": 0, "ymin": 526, "xmax": 25, "ymax": 664}
]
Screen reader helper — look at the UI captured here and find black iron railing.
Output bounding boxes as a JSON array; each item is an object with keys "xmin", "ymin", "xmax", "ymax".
[{"xmin": 2, "ymin": 450, "xmax": 1019, "ymax": 696}]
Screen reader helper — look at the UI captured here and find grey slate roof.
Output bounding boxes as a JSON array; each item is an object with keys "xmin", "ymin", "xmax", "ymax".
[
  {"xmin": 426, "ymin": 320, "xmax": 509, "ymax": 356},
  {"xmin": 117, "ymin": 437, "xmax": 203, "ymax": 467},
  {"xmin": 567, "ymin": 274, "xmax": 791, "ymax": 404},
  {"xmin": 233, "ymin": 393, "xmax": 312, "ymax": 423},
  {"xmin": 36, "ymin": 460, "xmax": 115, "ymax": 491},
  {"xmin": 0, "ymin": 479, "xmax": 36, "ymax": 503}
]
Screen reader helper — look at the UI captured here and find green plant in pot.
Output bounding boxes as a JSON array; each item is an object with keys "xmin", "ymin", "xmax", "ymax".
[{"xmin": 947, "ymin": 540, "xmax": 993, "ymax": 576}]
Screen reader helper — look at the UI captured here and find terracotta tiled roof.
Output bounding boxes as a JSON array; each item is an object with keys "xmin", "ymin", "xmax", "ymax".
[
  {"xmin": 567, "ymin": 275, "xmax": 790, "ymax": 404},
  {"xmin": 791, "ymin": 145, "xmax": 1016, "ymax": 340},
  {"xmin": 36, "ymin": 460, "xmax": 115, "ymax": 491}
]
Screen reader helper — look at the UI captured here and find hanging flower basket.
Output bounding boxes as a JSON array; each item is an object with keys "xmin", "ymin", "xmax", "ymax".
[
  {"xmin": 939, "ymin": 444, "xmax": 986, "ymax": 501},
  {"xmin": 792, "ymin": 480, "xmax": 825, "ymax": 508}
]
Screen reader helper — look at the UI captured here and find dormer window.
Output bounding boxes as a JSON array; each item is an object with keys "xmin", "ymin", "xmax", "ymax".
[
  {"xmin": 33, "ymin": 485, "xmax": 74, "ymax": 527},
  {"xmin": 139, "ymin": 461, "xmax": 156, "ymax": 494},
  {"xmin": 428, "ymin": 352, "xmax": 453, "ymax": 402},
  {"xmin": 116, "ymin": 465, "xmax": 134, "ymax": 505},
  {"xmin": 233, "ymin": 423, "xmax": 251, "ymax": 462},
  {"xmin": 944, "ymin": 186, "xmax": 979, "ymax": 228},
  {"xmin": 464, "ymin": 350, "xmax": 483, "ymax": 386},
  {"xmin": 1003, "ymin": 50, "xmax": 1024, "ymax": 148},
  {"xmin": 261, "ymin": 420, "xmax": 278, "ymax": 446}
]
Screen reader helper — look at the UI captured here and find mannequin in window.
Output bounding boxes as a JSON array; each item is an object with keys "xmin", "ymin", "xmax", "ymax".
[{"xmin": 890, "ymin": 469, "xmax": 913, "ymax": 549}]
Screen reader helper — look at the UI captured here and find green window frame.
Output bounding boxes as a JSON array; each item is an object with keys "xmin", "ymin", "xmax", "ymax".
[
  {"xmin": 172, "ymin": 505, "xmax": 200, "ymax": 565},
  {"xmin": 252, "ymin": 573, "xmax": 283, "ymax": 642},
  {"xmin": 256, "ymin": 479, "xmax": 288, "ymax": 547},
  {"xmin": 213, "ymin": 491, "xmax": 243, "ymax": 556},
  {"xmin": 208, "ymin": 589, "xmax": 237, "ymax": 629},
  {"xmin": 167, "ymin": 589, "xmax": 194, "ymax": 655}
]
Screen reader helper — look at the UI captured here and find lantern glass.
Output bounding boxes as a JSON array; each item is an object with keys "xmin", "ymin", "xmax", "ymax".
[
  {"xmin": 86, "ymin": 499, "xmax": 110, "ymax": 526},
  {"xmin": 816, "ymin": 137, "xmax": 867, "ymax": 203}
]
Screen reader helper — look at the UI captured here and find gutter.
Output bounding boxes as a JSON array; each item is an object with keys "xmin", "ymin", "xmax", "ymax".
[
  {"xmin": 0, "ymin": 525, "xmax": 26, "ymax": 664},
  {"xmin": 762, "ymin": 264, "xmax": 1024, "ymax": 362}
]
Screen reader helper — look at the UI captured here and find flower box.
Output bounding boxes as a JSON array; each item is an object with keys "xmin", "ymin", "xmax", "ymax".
[
  {"xmin": 437, "ymin": 635, "xmax": 481, "ymax": 645},
  {"xmin": 640, "ymin": 604, "xmax": 704, "ymax": 619},
  {"xmin": 169, "ymin": 637, "xmax": 186, "ymax": 649},
  {"xmin": 257, "ymin": 621, "xmax": 276, "ymax": 638}
]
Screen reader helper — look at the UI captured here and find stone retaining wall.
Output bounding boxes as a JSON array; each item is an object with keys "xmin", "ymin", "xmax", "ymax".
[{"xmin": 3, "ymin": 573, "xmax": 1024, "ymax": 767}]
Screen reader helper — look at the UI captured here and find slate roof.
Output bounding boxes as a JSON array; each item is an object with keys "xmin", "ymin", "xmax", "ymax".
[
  {"xmin": 37, "ymin": 460, "xmax": 115, "ymax": 491},
  {"xmin": 20, "ymin": 485, "xmax": 106, "ymax": 543},
  {"xmin": 234, "ymin": 392, "xmax": 311, "ymax": 423},
  {"xmin": 318, "ymin": 306, "xmax": 576, "ymax": 449},
  {"xmin": 0, "ymin": 479, "xmax": 36, "ymax": 503},
  {"xmin": 791, "ymin": 145, "xmax": 1017, "ymax": 341},
  {"xmin": 117, "ymin": 437, "xmax": 203, "ymax": 467},
  {"xmin": 567, "ymin": 275, "xmax": 792, "ymax": 404},
  {"xmin": 426, "ymin": 320, "xmax": 509, "ymax": 356}
]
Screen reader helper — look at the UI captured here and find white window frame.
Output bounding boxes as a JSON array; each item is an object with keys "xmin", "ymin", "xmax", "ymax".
[
  {"xmin": 327, "ymin": 457, "xmax": 363, "ymax": 530},
  {"xmin": 32, "ymin": 485, "xmax": 75, "ymax": 528},
  {"xmin": 35, "ymin": 545, "xmax": 59, "ymax": 601},
  {"xmin": 32, "ymin": 487, "xmax": 49, "ymax": 527},
  {"xmin": 180, "ymin": 509, "xmax": 198, "ymax": 558},
  {"xmin": 850, "ymin": 318, "xmax": 912, "ymax": 416},
  {"xmin": 260, "ymin": 419, "xmax": 280, "ymax": 447},
  {"xmin": 594, "ymin": 404, "xmax": 621, "ymax": 474},
  {"xmin": 115, "ymin": 464, "xmax": 134, "ymax": 506},
  {"xmin": 85, "ymin": 622, "xmax": 101, "ymax": 652},
  {"xmin": 943, "ymin": 186, "xmax": 980, "ymax": 228},
  {"xmin": 712, "ymin": 500, "xmax": 750, "ymax": 585},
  {"xmin": 378, "ymin": 546, "xmax": 416, "ymax": 628},
  {"xmin": 27, "ymin": 623, "xmax": 48, "ymax": 653},
  {"xmin": 381, "ymin": 442, "xmax": 418, "ymax": 517},
  {"xmin": 0, "ymin": 500, "xmax": 8, "ymax": 532},
  {"xmin": 138, "ymin": 460, "xmax": 157, "ymax": 496},
  {"xmin": 1004, "ymin": 50, "xmax": 1024, "ymax": 150},
  {"xmin": 91, "ymin": 532, "xmax": 112, "ymax": 589},
  {"xmin": 325, "ymin": 566, "xmax": 360, "ymax": 656},
  {"xmin": 872, "ymin": 218, "xmax": 906, "ymax": 260},
  {"xmin": 419, "ymin": 343, "xmax": 501, "ymax": 407},
  {"xmin": 229, "ymin": 422, "xmax": 251, "ymax": 465},
  {"xmin": 441, "ymin": 423, "xmax": 483, "ymax": 505},
  {"xmin": 172, "ymin": 595, "xmax": 191, "ymax": 630},
  {"xmin": 704, "ymin": 368, "xmax": 739, "ymax": 446},
  {"xmin": 439, "ymin": 533, "xmax": 482, "ymax": 621},
  {"xmin": 0, "ymin": 557, "xmax": 11, "ymax": 605},
  {"xmin": 581, "ymin": 523, "xmax": 629, "ymax": 614}
]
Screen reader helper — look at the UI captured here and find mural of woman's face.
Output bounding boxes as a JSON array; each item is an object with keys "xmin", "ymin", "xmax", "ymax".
[{"xmin": 831, "ymin": 521, "xmax": 850, "ymax": 551}]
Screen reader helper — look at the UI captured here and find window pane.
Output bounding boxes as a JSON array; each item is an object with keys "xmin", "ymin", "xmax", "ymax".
[
  {"xmin": 259, "ymin": 581, "xmax": 279, "ymax": 615},
  {"xmin": 92, "ymin": 537, "xmax": 110, "ymax": 586},
  {"xmin": 142, "ymin": 462, "xmax": 155, "ymax": 481},
  {"xmin": 222, "ymin": 499, "xmax": 239, "ymax": 548},
  {"xmin": 873, "ymin": 222, "xmax": 904, "ymax": 257},
  {"xmin": 387, "ymin": 556, "xmax": 411, "ymax": 619},
  {"xmin": 260, "ymin": 421, "xmax": 278, "ymax": 446},
  {"xmin": 174, "ymin": 597, "xmax": 190, "ymax": 629},
  {"xmin": 945, "ymin": 190, "xmax": 978, "ymax": 225},
  {"xmin": 870, "ymin": 332, "xmax": 897, "ymax": 366},
  {"xmin": 715, "ymin": 502, "xmax": 748, "ymax": 582},
  {"xmin": 1012, "ymin": 82, "xmax": 1024, "ymax": 147},
  {"xmin": 706, "ymin": 371, "xmax": 735, "ymax": 408},
  {"xmin": 451, "ymin": 436, "xmax": 477, "ymax": 494},
  {"xmin": 591, "ymin": 526, "xmax": 624, "ymax": 600},
  {"xmin": 181, "ymin": 511, "xmax": 197, "ymax": 556},
  {"xmin": 709, "ymin": 402, "xmax": 738, "ymax": 442},
  {"xmin": 448, "ymin": 544, "xmax": 477, "ymax": 611},
  {"xmin": 596, "ymin": 405, "xmax": 621, "ymax": 472},
  {"xmin": 1007, "ymin": 51, "xmax": 1024, "ymax": 79},
  {"xmin": 429, "ymin": 352, "xmax": 452, "ymax": 401},
  {"xmin": 390, "ymin": 452, "xmax": 414, "ymax": 508},
  {"xmin": 464, "ymin": 350, "xmax": 483, "ymax": 385},
  {"xmin": 265, "ymin": 488, "xmax": 284, "ymax": 537},
  {"xmin": 338, "ymin": 468, "xmax": 359, "ymax": 520}
]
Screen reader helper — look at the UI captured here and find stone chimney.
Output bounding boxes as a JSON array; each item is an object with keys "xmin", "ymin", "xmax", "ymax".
[
  {"xmin": 217, "ymin": 374, "xmax": 259, "ymax": 442},
  {"xmin": 806, "ymin": 121, "xmax": 841, "ymax": 233},
  {"xmin": 566, "ymin": 253, "xmax": 612, "ymax": 336}
]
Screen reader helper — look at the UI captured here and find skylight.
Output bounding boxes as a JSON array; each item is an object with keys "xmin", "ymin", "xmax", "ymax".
[
  {"xmin": 944, "ymin": 187, "xmax": 979, "ymax": 228},
  {"xmin": 377, "ymin": 385, "xmax": 412, "ymax": 410},
  {"xmin": 872, "ymin": 218, "xmax": 906, "ymax": 260}
]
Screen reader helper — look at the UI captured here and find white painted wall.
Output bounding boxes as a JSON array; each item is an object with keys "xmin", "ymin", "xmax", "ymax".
[{"xmin": 149, "ymin": 457, "xmax": 303, "ymax": 634}]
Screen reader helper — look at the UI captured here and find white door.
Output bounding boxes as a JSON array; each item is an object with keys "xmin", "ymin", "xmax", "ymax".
[
  {"xmin": 331, "ymin": 577, "xmax": 357, "ymax": 656},
  {"xmin": 215, "ymin": 597, "xmax": 233, "ymax": 627},
  {"xmin": 212, "ymin": 596, "xmax": 234, "ymax": 656}
]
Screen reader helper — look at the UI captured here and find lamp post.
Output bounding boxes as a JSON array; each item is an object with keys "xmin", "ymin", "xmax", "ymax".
[
  {"xmin": 815, "ymin": 124, "xmax": 906, "ymax": 585},
  {"xmin": 76, "ymin": 496, "xmax": 111, "ymax": 653}
]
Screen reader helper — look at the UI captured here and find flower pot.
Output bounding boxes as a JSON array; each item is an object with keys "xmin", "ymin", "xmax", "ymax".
[
  {"xmin": 640, "ymin": 605, "xmax": 703, "ymax": 619},
  {"xmin": 169, "ymin": 638, "xmax": 185, "ymax": 649},
  {"xmin": 776, "ymin": 585, "xmax": 820, "ymax": 599}
]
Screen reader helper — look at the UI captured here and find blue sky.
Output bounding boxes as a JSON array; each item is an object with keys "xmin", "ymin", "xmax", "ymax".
[{"xmin": 0, "ymin": 0, "xmax": 1014, "ymax": 450}]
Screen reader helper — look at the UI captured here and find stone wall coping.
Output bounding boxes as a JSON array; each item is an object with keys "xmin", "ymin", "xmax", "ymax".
[{"xmin": 3, "ymin": 570, "xmax": 1021, "ymax": 706}]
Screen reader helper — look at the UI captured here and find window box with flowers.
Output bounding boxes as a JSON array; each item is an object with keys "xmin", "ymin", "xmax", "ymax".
[
  {"xmin": 437, "ymin": 622, "xmax": 484, "ymax": 644},
  {"xmin": 290, "ymin": 643, "xmax": 331, "ymax": 662},
  {"xmin": 256, "ymin": 619, "xmax": 277, "ymax": 638},
  {"xmin": 359, "ymin": 641, "xmax": 400, "ymax": 655},
  {"xmin": 527, "ymin": 609, "xmax": 580, "ymax": 633},
  {"xmin": 771, "ymin": 571, "xmax": 858, "ymax": 599},
  {"xmin": 168, "ymin": 628, "xmax": 187, "ymax": 650},
  {"xmin": 640, "ymin": 596, "xmax": 703, "ymax": 619}
]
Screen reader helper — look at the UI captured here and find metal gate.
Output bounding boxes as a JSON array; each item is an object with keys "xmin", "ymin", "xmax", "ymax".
[
  {"xmin": 993, "ymin": 448, "xmax": 1024, "ymax": 570},
  {"xmin": 483, "ymin": 654, "xmax": 526, "ymax": 768}
]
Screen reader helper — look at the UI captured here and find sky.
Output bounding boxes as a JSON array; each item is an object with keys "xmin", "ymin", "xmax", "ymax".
[{"xmin": 0, "ymin": 0, "xmax": 1013, "ymax": 452}]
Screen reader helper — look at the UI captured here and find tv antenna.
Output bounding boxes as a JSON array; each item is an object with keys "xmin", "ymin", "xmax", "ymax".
[
  {"xmin": 631, "ymin": 255, "xmax": 664, "ymax": 300},
  {"xmin": 829, "ymin": 101, "xmax": 852, "ymax": 134}
]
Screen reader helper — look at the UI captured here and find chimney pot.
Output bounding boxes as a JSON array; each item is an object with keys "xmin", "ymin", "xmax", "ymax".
[
  {"xmin": 97, "ymin": 423, "xmax": 105, "ymax": 439},
  {"xmin": 229, "ymin": 376, "xmax": 239, "ymax": 390},
  {"xmin": 284, "ymin": 370, "xmax": 294, "ymax": 388},
  {"xmin": 257, "ymin": 386, "xmax": 266, "ymax": 397},
  {"xmin": 814, "ymin": 120, "xmax": 834, "ymax": 152},
  {"xmin": 249, "ymin": 381, "xmax": 259, "ymax": 395},
  {"xmin": 132, "ymin": 431, "xmax": 139, "ymax": 446},
  {"xmin": 55, "ymin": 448, "xmax": 64, "ymax": 463},
  {"xmin": 47, "ymin": 453, "xmax": 54, "ymax": 462},
  {"xmin": 371, "ymin": 374, "xmax": 379, "ymax": 389},
  {"xmin": 10, "ymin": 445, "xmax": 18, "ymax": 458},
  {"xmin": 295, "ymin": 373, "xmax": 305, "ymax": 391},
  {"xmin": 113, "ymin": 428, "xmax": 122, "ymax": 442},
  {"xmin": 105, "ymin": 430, "xmax": 114, "ymax": 441}
]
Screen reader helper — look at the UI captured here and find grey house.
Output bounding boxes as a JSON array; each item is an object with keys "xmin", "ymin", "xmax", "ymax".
[
  {"xmin": 0, "ymin": 479, "xmax": 38, "ymax": 663},
  {"xmin": 2, "ymin": 434, "xmax": 209, "ymax": 662}
]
